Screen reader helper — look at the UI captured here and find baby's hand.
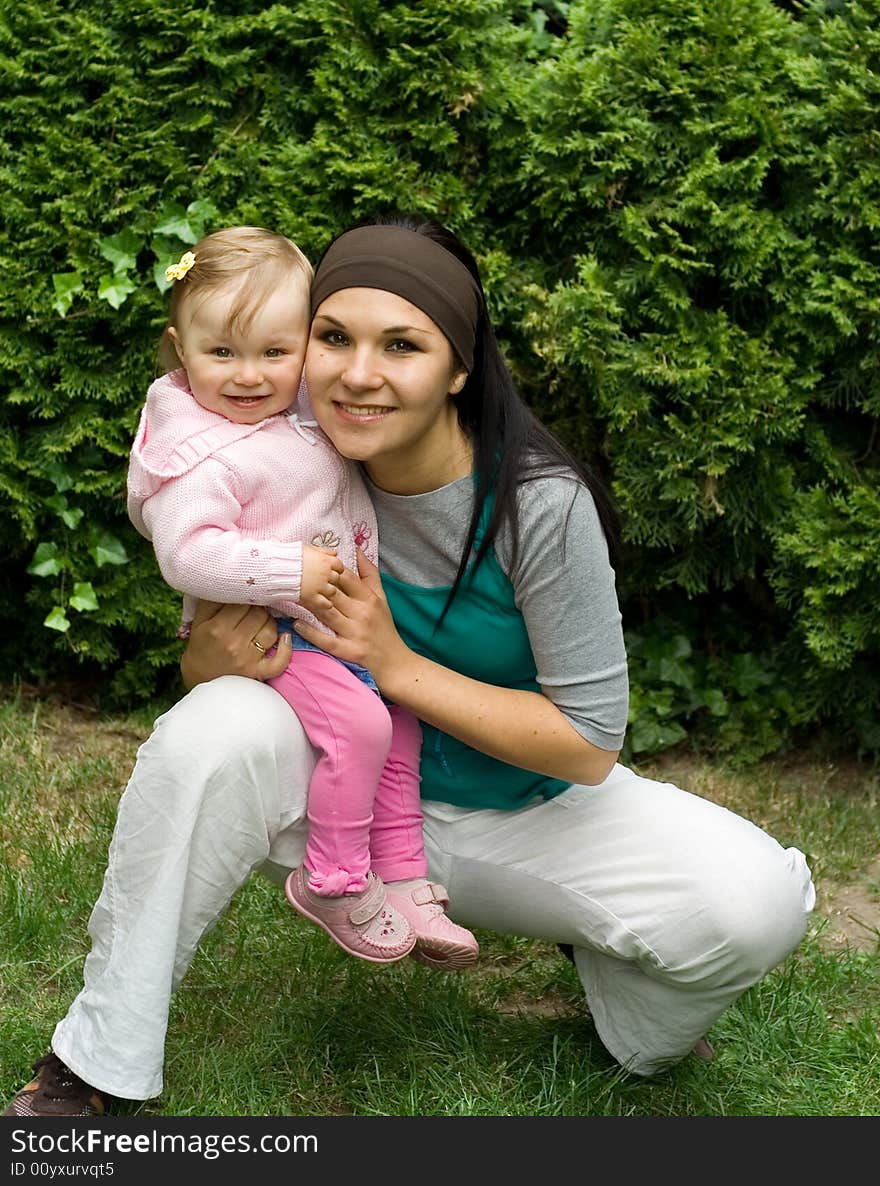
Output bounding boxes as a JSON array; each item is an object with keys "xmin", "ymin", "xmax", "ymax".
[{"xmin": 299, "ymin": 544, "xmax": 345, "ymax": 614}]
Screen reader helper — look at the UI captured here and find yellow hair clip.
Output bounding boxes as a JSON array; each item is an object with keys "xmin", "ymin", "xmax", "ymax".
[{"xmin": 165, "ymin": 251, "xmax": 196, "ymax": 283}]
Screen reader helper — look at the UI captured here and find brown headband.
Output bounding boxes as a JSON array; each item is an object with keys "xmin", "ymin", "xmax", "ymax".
[{"xmin": 310, "ymin": 225, "xmax": 483, "ymax": 370}]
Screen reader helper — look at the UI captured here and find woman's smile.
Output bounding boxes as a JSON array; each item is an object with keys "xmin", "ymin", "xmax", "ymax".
[{"xmin": 333, "ymin": 401, "xmax": 397, "ymax": 421}]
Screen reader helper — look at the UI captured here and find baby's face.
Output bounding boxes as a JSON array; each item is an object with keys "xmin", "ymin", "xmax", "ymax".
[{"xmin": 169, "ymin": 280, "xmax": 309, "ymax": 425}]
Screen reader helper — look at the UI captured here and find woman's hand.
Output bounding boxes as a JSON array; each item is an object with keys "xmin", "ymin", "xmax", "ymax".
[
  {"xmin": 292, "ymin": 548, "xmax": 410, "ymax": 685},
  {"xmin": 180, "ymin": 600, "xmax": 293, "ymax": 690}
]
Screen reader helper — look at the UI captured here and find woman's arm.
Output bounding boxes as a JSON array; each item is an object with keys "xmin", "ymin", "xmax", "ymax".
[
  {"xmin": 381, "ymin": 633, "xmax": 619, "ymax": 786},
  {"xmin": 293, "ymin": 552, "xmax": 620, "ymax": 787}
]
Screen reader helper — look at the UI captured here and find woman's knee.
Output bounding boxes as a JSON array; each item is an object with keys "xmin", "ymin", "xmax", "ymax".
[
  {"xmin": 605, "ymin": 772, "xmax": 816, "ymax": 988},
  {"xmin": 133, "ymin": 677, "xmax": 313, "ymax": 819},
  {"xmin": 151, "ymin": 677, "xmax": 300, "ymax": 764},
  {"xmin": 158, "ymin": 672, "xmax": 279, "ymax": 732},
  {"xmin": 732, "ymin": 843, "xmax": 815, "ymax": 977},
  {"xmin": 660, "ymin": 844, "xmax": 815, "ymax": 989}
]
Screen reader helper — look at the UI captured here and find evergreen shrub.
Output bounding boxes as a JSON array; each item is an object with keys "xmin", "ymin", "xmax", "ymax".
[
  {"xmin": 0, "ymin": 0, "xmax": 877, "ymax": 759},
  {"xmin": 503, "ymin": 0, "xmax": 880, "ymax": 759}
]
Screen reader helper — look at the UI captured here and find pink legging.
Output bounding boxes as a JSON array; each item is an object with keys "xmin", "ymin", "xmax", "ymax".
[{"xmin": 269, "ymin": 648, "xmax": 426, "ymax": 895}]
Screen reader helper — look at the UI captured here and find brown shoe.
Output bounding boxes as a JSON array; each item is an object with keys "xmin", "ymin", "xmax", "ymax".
[{"xmin": 4, "ymin": 1052, "xmax": 110, "ymax": 1117}]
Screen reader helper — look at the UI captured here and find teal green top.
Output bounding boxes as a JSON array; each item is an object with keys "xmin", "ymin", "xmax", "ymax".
[{"xmin": 381, "ymin": 498, "xmax": 570, "ymax": 811}]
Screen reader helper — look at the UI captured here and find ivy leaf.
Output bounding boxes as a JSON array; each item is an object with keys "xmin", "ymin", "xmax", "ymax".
[
  {"xmin": 630, "ymin": 717, "xmax": 687, "ymax": 754},
  {"xmin": 52, "ymin": 272, "xmax": 84, "ymax": 317},
  {"xmin": 153, "ymin": 198, "xmax": 219, "ymax": 245},
  {"xmin": 657, "ymin": 655, "xmax": 694, "ymax": 688},
  {"xmin": 45, "ymin": 462, "xmax": 75, "ymax": 493},
  {"xmin": 185, "ymin": 198, "xmax": 219, "ymax": 235},
  {"xmin": 89, "ymin": 532, "xmax": 128, "ymax": 567},
  {"xmin": 153, "ymin": 256, "xmax": 178, "ymax": 293},
  {"xmin": 69, "ymin": 582, "xmax": 99, "ymax": 612},
  {"xmin": 27, "ymin": 542, "xmax": 64, "ymax": 577},
  {"xmin": 98, "ymin": 228, "xmax": 144, "ymax": 273},
  {"xmin": 730, "ymin": 653, "xmax": 773, "ymax": 697},
  {"xmin": 45, "ymin": 494, "xmax": 84, "ymax": 529},
  {"xmin": 44, "ymin": 606, "xmax": 71, "ymax": 632},
  {"xmin": 60, "ymin": 506, "xmax": 84, "ymax": 529},
  {"xmin": 97, "ymin": 272, "xmax": 138, "ymax": 309},
  {"xmin": 703, "ymin": 688, "xmax": 729, "ymax": 717},
  {"xmin": 153, "ymin": 204, "xmax": 198, "ymax": 244},
  {"xmin": 152, "ymin": 233, "xmax": 183, "ymax": 291}
]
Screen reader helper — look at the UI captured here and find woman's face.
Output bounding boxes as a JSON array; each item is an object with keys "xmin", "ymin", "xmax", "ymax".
[{"xmin": 305, "ymin": 287, "xmax": 469, "ymax": 494}]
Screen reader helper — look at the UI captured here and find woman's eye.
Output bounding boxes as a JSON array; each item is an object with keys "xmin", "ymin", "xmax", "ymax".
[
  {"xmin": 387, "ymin": 338, "xmax": 418, "ymax": 354},
  {"xmin": 320, "ymin": 330, "xmax": 349, "ymax": 347}
]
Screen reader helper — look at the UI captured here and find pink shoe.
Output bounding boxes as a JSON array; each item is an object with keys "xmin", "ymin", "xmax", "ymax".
[
  {"xmin": 386, "ymin": 881, "xmax": 479, "ymax": 971},
  {"xmin": 285, "ymin": 868, "xmax": 416, "ymax": 964}
]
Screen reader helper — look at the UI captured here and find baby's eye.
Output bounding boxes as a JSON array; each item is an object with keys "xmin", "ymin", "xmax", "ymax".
[
  {"xmin": 265, "ymin": 348, "xmax": 284, "ymax": 358},
  {"xmin": 211, "ymin": 347, "xmax": 233, "ymax": 359}
]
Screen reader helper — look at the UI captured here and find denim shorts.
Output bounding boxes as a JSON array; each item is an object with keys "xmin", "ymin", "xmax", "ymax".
[{"xmin": 276, "ymin": 616, "xmax": 380, "ymax": 695}]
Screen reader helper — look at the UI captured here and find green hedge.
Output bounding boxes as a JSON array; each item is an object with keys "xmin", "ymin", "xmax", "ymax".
[{"xmin": 1, "ymin": 0, "xmax": 877, "ymax": 760}]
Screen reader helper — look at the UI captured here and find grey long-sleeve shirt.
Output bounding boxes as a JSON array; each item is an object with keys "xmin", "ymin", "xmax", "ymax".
[{"xmin": 368, "ymin": 471, "xmax": 629, "ymax": 751}]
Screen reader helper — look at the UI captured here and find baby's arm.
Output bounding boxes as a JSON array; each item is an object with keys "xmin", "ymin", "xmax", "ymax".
[{"xmin": 140, "ymin": 459, "xmax": 306, "ymax": 615}]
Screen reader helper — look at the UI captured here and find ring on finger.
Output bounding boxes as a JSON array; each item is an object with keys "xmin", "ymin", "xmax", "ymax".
[{"xmin": 251, "ymin": 638, "xmax": 268, "ymax": 653}]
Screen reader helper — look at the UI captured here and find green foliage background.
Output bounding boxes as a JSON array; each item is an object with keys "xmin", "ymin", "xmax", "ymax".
[{"xmin": 1, "ymin": 0, "xmax": 877, "ymax": 761}]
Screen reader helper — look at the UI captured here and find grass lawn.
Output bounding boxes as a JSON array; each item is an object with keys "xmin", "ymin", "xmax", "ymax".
[{"xmin": 1, "ymin": 691, "xmax": 878, "ymax": 1117}]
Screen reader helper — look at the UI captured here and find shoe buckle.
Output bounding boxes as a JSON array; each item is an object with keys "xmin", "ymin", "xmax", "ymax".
[{"xmin": 412, "ymin": 882, "xmax": 449, "ymax": 907}]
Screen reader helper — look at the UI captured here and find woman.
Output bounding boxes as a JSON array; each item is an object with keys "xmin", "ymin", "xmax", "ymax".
[{"xmin": 6, "ymin": 215, "xmax": 815, "ymax": 1117}]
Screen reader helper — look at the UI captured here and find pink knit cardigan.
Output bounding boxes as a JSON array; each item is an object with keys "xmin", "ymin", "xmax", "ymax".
[{"xmin": 126, "ymin": 370, "xmax": 377, "ymax": 633}]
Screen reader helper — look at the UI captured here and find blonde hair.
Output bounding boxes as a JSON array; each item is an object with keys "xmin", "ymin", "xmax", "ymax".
[{"xmin": 158, "ymin": 226, "xmax": 313, "ymax": 372}]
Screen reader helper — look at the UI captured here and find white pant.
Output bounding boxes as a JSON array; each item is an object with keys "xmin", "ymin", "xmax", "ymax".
[{"xmin": 52, "ymin": 677, "xmax": 815, "ymax": 1098}]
